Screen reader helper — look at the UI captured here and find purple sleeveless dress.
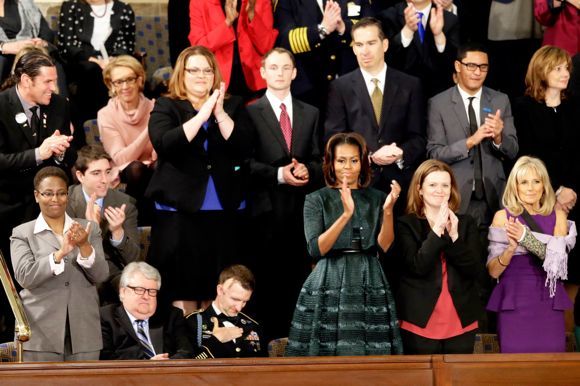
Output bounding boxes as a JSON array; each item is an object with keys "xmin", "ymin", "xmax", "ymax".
[{"xmin": 486, "ymin": 210, "xmax": 573, "ymax": 353}]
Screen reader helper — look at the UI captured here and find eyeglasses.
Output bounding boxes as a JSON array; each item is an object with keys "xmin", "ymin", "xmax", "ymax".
[
  {"xmin": 111, "ymin": 76, "xmax": 138, "ymax": 87},
  {"xmin": 459, "ymin": 61, "xmax": 489, "ymax": 72},
  {"xmin": 36, "ymin": 191, "xmax": 68, "ymax": 199},
  {"xmin": 127, "ymin": 285, "xmax": 158, "ymax": 297},
  {"xmin": 185, "ymin": 67, "xmax": 214, "ymax": 76}
]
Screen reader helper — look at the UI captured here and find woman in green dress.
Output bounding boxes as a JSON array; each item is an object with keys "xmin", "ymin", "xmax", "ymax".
[{"xmin": 285, "ymin": 132, "xmax": 403, "ymax": 356}]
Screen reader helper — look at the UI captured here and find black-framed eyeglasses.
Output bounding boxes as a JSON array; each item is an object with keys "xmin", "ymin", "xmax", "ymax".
[
  {"xmin": 459, "ymin": 61, "xmax": 489, "ymax": 72},
  {"xmin": 127, "ymin": 285, "xmax": 158, "ymax": 297},
  {"xmin": 184, "ymin": 67, "xmax": 214, "ymax": 76},
  {"xmin": 111, "ymin": 76, "xmax": 139, "ymax": 87},
  {"xmin": 36, "ymin": 191, "xmax": 68, "ymax": 199}
]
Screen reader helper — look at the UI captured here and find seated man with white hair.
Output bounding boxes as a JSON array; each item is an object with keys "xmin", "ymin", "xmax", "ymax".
[{"xmin": 100, "ymin": 262, "xmax": 193, "ymax": 360}]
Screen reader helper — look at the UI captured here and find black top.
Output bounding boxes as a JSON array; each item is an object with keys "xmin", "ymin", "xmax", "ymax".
[{"xmin": 0, "ymin": 0, "xmax": 21, "ymax": 39}]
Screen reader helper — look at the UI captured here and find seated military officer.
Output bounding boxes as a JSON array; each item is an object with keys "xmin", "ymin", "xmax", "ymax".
[{"xmin": 185, "ymin": 265, "xmax": 265, "ymax": 358}]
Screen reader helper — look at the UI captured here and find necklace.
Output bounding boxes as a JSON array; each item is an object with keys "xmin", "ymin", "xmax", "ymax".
[{"xmin": 90, "ymin": 1, "xmax": 110, "ymax": 18}]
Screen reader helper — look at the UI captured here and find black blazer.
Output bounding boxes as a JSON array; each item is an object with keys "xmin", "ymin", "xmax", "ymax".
[
  {"xmin": 394, "ymin": 213, "xmax": 483, "ymax": 328},
  {"xmin": 0, "ymin": 87, "xmax": 74, "ymax": 221},
  {"xmin": 100, "ymin": 304, "xmax": 193, "ymax": 360},
  {"xmin": 325, "ymin": 67, "xmax": 425, "ymax": 191},
  {"xmin": 246, "ymin": 95, "xmax": 322, "ymax": 217},
  {"xmin": 146, "ymin": 95, "xmax": 252, "ymax": 214},
  {"xmin": 57, "ymin": 0, "xmax": 136, "ymax": 62},
  {"xmin": 379, "ymin": 2, "xmax": 459, "ymax": 97}
]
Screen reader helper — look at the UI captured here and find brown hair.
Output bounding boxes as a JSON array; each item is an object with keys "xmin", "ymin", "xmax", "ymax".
[
  {"xmin": 218, "ymin": 264, "xmax": 255, "ymax": 292},
  {"xmin": 351, "ymin": 17, "xmax": 385, "ymax": 41},
  {"xmin": 167, "ymin": 46, "xmax": 223, "ymax": 100},
  {"xmin": 406, "ymin": 159, "xmax": 461, "ymax": 217},
  {"xmin": 75, "ymin": 144, "xmax": 112, "ymax": 174},
  {"xmin": 261, "ymin": 47, "xmax": 296, "ymax": 68},
  {"xmin": 33, "ymin": 166, "xmax": 69, "ymax": 190},
  {"xmin": 525, "ymin": 45, "xmax": 572, "ymax": 103},
  {"xmin": 323, "ymin": 132, "xmax": 371, "ymax": 188},
  {"xmin": 102, "ymin": 55, "xmax": 146, "ymax": 96},
  {"xmin": 2, "ymin": 50, "xmax": 55, "ymax": 90}
]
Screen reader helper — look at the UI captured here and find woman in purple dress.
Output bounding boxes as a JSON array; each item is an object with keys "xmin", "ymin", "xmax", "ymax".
[{"xmin": 487, "ymin": 156, "xmax": 577, "ymax": 353}]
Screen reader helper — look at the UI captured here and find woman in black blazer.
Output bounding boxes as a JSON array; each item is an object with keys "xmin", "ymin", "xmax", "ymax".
[
  {"xmin": 146, "ymin": 46, "xmax": 251, "ymax": 316},
  {"xmin": 395, "ymin": 159, "xmax": 483, "ymax": 354}
]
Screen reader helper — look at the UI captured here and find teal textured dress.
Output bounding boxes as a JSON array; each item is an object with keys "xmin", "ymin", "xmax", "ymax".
[{"xmin": 285, "ymin": 187, "xmax": 403, "ymax": 356}]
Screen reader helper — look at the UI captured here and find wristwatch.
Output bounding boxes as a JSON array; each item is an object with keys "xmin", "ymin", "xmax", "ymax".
[{"xmin": 317, "ymin": 24, "xmax": 328, "ymax": 40}]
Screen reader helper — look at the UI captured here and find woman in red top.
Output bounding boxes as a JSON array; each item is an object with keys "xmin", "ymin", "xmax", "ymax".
[
  {"xmin": 395, "ymin": 159, "xmax": 483, "ymax": 354},
  {"xmin": 188, "ymin": 0, "xmax": 278, "ymax": 100}
]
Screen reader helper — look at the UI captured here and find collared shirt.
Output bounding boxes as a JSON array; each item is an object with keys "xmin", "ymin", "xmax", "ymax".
[
  {"xmin": 15, "ymin": 85, "xmax": 42, "ymax": 163},
  {"xmin": 401, "ymin": 2, "xmax": 445, "ymax": 53},
  {"xmin": 125, "ymin": 308, "xmax": 157, "ymax": 356},
  {"xmin": 359, "ymin": 63, "xmax": 387, "ymax": 97},
  {"xmin": 265, "ymin": 90, "xmax": 295, "ymax": 185},
  {"xmin": 212, "ymin": 302, "xmax": 237, "ymax": 342},
  {"xmin": 456, "ymin": 85, "xmax": 483, "ymax": 128},
  {"xmin": 33, "ymin": 212, "xmax": 96, "ymax": 275}
]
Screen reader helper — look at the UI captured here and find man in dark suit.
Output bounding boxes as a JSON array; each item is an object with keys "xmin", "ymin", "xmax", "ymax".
[
  {"xmin": 185, "ymin": 265, "xmax": 264, "ymax": 359},
  {"xmin": 0, "ymin": 50, "xmax": 74, "ymax": 341},
  {"xmin": 379, "ymin": 0, "xmax": 459, "ymax": 97},
  {"xmin": 67, "ymin": 145, "xmax": 140, "ymax": 304},
  {"xmin": 246, "ymin": 47, "xmax": 322, "ymax": 342},
  {"xmin": 325, "ymin": 17, "xmax": 425, "ymax": 207},
  {"xmin": 100, "ymin": 261, "xmax": 193, "ymax": 360}
]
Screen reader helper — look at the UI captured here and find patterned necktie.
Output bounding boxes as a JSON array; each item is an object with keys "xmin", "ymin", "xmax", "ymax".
[
  {"xmin": 135, "ymin": 320, "xmax": 155, "ymax": 359},
  {"xmin": 280, "ymin": 103, "xmax": 292, "ymax": 151},
  {"xmin": 29, "ymin": 106, "xmax": 41, "ymax": 146},
  {"xmin": 417, "ymin": 12, "xmax": 425, "ymax": 44},
  {"xmin": 468, "ymin": 97, "xmax": 484, "ymax": 200},
  {"xmin": 371, "ymin": 78, "xmax": 383, "ymax": 125}
]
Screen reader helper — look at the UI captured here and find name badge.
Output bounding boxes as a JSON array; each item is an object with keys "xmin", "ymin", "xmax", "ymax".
[{"xmin": 347, "ymin": 2, "xmax": 361, "ymax": 17}]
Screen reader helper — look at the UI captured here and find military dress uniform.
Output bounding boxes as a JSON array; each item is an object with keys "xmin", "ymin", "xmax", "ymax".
[
  {"xmin": 274, "ymin": 0, "xmax": 377, "ymax": 110},
  {"xmin": 185, "ymin": 306, "xmax": 265, "ymax": 358}
]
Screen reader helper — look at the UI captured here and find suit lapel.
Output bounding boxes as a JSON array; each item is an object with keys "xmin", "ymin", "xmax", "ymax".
[
  {"xmin": 8, "ymin": 88, "xmax": 36, "ymax": 147},
  {"xmin": 379, "ymin": 70, "xmax": 398, "ymax": 135},
  {"xmin": 451, "ymin": 86, "xmax": 470, "ymax": 137},
  {"xmin": 291, "ymin": 98, "xmax": 306, "ymax": 155},
  {"xmin": 115, "ymin": 305, "xmax": 141, "ymax": 343},
  {"xmin": 149, "ymin": 325, "xmax": 164, "ymax": 355},
  {"xmin": 352, "ymin": 70, "xmax": 378, "ymax": 131},
  {"xmin": 35, "ymin": 227, "xmax": 62, "ymax": 251},
  {"xmin": 480, "ymin": 87, "xmax": 493, "ymax": 124},
  {"xmin": 258, "ymin": 96, "xmax": 290, "ymax": 155}
]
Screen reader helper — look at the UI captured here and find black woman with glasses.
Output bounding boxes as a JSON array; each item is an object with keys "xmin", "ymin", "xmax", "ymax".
[
  {"xmin": 146, "ymin": 46, "xmax": 252, "ymax": 317},
  {"xmin": 10, "ymin": 166, "xmax": 108, "ymax": 361},
  {"xmin": 98, "ymin": 55, "xmax": 156, "ymax": 224},
  {"xmin": 100, "ymin": 261, "xmax": 194, "ymax": 360},
  {"xmin": 426, "ymin": 41, "xmax": 518, "ymax": 331}
]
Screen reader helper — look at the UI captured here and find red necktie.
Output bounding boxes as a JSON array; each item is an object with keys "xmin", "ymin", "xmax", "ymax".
[{"xmin": 280, "ymin": 103, "xmax": 292, "ymax": 151}]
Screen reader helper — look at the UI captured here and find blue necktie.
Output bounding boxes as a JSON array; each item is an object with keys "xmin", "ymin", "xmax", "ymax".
[
  {"xmin": 417, "ymin": 12, "xmax": 425, "ymax": 44},
  {"xmin": 136, "ymin": 320, "xmax": 155, "ymax": 359}
]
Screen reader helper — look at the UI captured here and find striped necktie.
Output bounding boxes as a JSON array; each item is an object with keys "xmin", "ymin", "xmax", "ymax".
[{"xmin": 135, "ymin": 320, "xmax": 155, "ymax": 359}]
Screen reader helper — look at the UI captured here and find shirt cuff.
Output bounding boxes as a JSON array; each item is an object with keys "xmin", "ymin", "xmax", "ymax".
[
  {"xmin": 49, "ymin": 253, "xmax": 65, "ymax": 275},
  {"xmin": 35, "ymin": 148, "xmax": 42, "ymax": 165},
  {"xmin": 436, "ymin": 42, "xmax": 446, "ymax": 53},
  {"xmin": 396, "ymin": 159, "xmax": 404, "ymax": 170},
  {"xmin": 401, "ymin": 29, "xmax": 413, "ymax": 47},
  {"xmin": 277, "ymin": 167, "xmax": 285, "ymax": 184},
  {"xmin": 110, "ymin": 234, "xmax": 124, "ymax": 247},
  {"xmin": 491, "ymin": 141, "xmax": 501, "ymax": 150},
  {"xmin": 77, "ymin": 248, "xmax": 96, "ymax": 268}
]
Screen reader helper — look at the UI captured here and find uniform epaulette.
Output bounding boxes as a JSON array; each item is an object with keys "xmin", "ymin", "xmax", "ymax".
[
  {"xmin": 184, "ymin": 309, "xmax": 204, "ymax": 319},
  {"xmin": 289, "ymin": 27, "xmax": 311, "ymax": 54},
  {"xmin": 239, "ymin": 311, "xmax": 259, "ymax": 325}
]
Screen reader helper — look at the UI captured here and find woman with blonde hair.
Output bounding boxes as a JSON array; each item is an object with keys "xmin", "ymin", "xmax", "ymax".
[
  {"xmin": 396, "ymin": 159, "xmax": 483, "ymax": 354},
  {"xmin": 98, "ymin": 55, "xmax": 155, "ymax": 223},
  {"xmin": 146, "ymin": 46, "xmax": 251, "ymax": 315},
  {"xmin": 487, "ymin": 156, "xmax": 577, "ymax": 353}
]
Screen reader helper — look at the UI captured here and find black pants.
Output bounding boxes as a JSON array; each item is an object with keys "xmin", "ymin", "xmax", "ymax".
[{"xmin": 401, "ymin": 329, "xmax": 476, "ymax": 355}]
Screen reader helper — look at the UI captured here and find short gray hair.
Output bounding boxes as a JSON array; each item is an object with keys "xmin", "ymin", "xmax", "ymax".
[{"xmin": 119, "ymin": 262, "xmax": 162, "ymax": 289}]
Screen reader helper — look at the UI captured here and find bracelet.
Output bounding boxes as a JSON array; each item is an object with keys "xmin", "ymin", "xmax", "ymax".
[
  {"xmin": 215, "ymin": 114, "xmax": 229, "ymax": 124},
  {"xmin": 497, "ymin": 255, "xmax": 508, "ymax": 267}
]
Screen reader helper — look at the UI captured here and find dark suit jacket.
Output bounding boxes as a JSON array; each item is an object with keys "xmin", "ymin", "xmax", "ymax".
[
  {"xmin": 146, "ymin": 96, "xmax": 252, "ymax": 214},
  {"xmin": 246, "ymin": 95, "xmax": 322, "ymax": 217},
  {"xmin": 66, "ymin": 184, "xmax": 140, "ymax": 283},
  {"xmin": 57, "ymin": 0, "xmax": 135, "ymax": 62},
  {"xmin": 100, "ymin": 304, "xmax": 193, "ymax": 360},
  {"xmin": 379, "ymin": 2, "xmax": 459, "ymax": 97},
  {"xmin": 325, "ymin": 67, "xmax": 426, "ymax": 191},
  {"xmin": 394, "ymin": 214, "xmax": 483, "ymax": 328},
  {"xmin": 0, "ymin": 87, "xmax": 74, "ymax": 228}
]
